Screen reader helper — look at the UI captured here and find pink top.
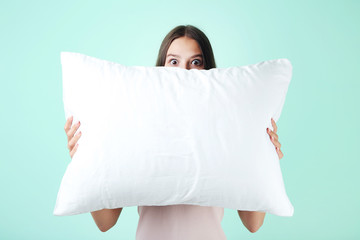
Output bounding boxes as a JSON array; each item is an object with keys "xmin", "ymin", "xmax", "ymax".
[{"xmin": 136, "ymin": 204, "xmax": 227, "ymax": 240}]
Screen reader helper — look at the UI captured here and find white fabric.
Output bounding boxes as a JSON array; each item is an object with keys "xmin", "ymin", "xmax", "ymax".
[{"xmin": 53, "ymin": 52, "xmax": 294, "ymax": 217}]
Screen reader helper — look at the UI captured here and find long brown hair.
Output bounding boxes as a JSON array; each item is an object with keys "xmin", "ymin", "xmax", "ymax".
[{"xmin": 155, "ymin": 25, "xmax": 216, "ymax": 69}]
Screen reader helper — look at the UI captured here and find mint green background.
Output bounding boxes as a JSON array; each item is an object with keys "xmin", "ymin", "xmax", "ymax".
[{"xmin": 1, "ymin": 0, "xmax": 359, "ymax": 239}]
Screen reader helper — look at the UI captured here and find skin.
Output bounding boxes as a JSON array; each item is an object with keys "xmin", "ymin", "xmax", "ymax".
[{"xmin": 63, "ymin": 36, "xmax": 284, "ymax": 233}]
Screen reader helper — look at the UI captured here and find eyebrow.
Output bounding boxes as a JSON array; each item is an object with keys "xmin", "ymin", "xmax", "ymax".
[{"xmin": 166, "ymin": 53, "xmax": 203, "ymax": 59}]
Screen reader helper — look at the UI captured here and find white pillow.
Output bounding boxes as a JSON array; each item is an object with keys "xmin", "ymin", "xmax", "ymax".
[{"xmin": 53, "ymin": 52, "xmax": 294, "ymax": 217}]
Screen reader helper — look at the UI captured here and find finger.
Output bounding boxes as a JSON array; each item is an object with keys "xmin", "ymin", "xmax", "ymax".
[
  {"xmin": 70, "ymin": 143, "xmax": 79, "ymax": 159},
  {"xmin": 269, "ymin": 129, "xmax": 280, "ymax": 148},
  {"xmin": 267, "ymin": 128, "xmax": 278, "ymax": 141},
  {"xmin": 271, "ymin": 137, "xmax": 281, "ymax": 149},
  {"xmin": 271, "ymin": 118, "xmax": 277, "ymax": 133},
  {"xmin": 271, "ymin": 132, "xmax": 279, "ymax": 141},
  {"xmin": 64, "ymin": 116, "xmax": 73, "ymax": 133},
  {"xmin": 68, "ymin": 131, "xmax": 82, "ymax": 151},
  {"xmin": 66, "ymin": 120, "xmax": 81, "ymax": 142},
  {"xmin": 276, "ymin": 147, "xmax": 284, "ymax": 160}
]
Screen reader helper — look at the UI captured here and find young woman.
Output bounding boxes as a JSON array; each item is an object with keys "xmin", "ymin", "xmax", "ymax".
[{"xmin": 64, "ymin": 25, "xmax": 283, "ymax": 239}]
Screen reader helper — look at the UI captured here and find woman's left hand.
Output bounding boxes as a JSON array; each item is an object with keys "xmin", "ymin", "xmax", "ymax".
[{"xmin": 267, "ymin": 118, "xmax": 283, "ymax": 160}]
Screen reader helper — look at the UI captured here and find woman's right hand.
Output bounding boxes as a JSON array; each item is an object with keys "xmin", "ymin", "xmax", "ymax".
[
  {"xmin": 64, "ymin": 115, "xmax": 122, "ymax": 231},
  {"xmin": 64, "ymin": 115, "xmax": 82, "ymax": 159}
]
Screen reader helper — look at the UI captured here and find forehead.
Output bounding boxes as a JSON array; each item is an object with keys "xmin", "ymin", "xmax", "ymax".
[{"xmin": 166, "ymin": 37, "xmax": 202, "ymax": 57}]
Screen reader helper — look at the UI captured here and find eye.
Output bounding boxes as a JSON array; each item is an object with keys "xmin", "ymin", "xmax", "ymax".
[
  {"xmin": 192, "ymin": 59, "xmax": 202, "ymax": 66},
  {"xmin": 169, "ymin": 59, "xmax": 178, "ymax": 65}
]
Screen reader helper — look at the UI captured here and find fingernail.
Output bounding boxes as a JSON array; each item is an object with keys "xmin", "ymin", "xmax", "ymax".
[{"xmin": 271, "ymin": 136, "xmax": 274, "ymax": 140}]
